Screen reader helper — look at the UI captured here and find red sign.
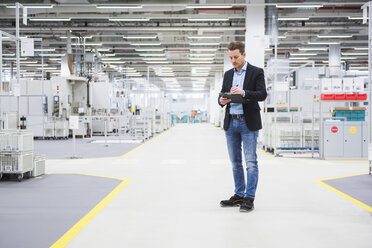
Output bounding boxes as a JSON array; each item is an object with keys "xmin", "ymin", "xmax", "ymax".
[{"xmin": 331, "ymin": 126, "xmax": 338, "ymax": 133}]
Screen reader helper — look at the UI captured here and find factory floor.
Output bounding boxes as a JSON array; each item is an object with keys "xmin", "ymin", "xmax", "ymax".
[{"xmin": 17, "ymin": 124, "xmax": 372, "ymax": 247}]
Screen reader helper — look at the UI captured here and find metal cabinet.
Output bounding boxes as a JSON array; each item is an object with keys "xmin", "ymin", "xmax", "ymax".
[
  {"xmin": 324, "ymin": 121, "xmax": 344, "ymax": 158},
  {"xmin": 343, "ymin": 122, "xmax": 362, "ymax": 158}
]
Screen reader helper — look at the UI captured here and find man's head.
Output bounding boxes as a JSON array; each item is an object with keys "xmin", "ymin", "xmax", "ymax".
[{"xmin": 228, "ymin": 41, "xmax": 246, "ymax": 70}]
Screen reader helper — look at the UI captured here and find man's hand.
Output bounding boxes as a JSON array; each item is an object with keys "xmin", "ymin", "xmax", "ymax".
[
  {"xmin": 230, "ymin": 86, "xmax": 244, "ymax": 96},
  {"xmin": 220, "ymin": 97, "xmax": 231, "ymax": 105}
]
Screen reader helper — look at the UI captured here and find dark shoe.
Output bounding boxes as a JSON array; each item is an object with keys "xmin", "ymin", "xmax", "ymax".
[
  {"xmin": 239, "ymin": 197, "xmax": 254, "ymax": 212},
  {"xmin": 220, "ymin": 194, "xmax": 244, "ymax": 207}
]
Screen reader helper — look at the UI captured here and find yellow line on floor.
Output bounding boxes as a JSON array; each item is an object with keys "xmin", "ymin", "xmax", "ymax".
[
  {"xmin": 49, "ymin": 174, "xmax": 131, "ymax": 248},
  {"xmin": 315, "ymin": 174, "xmax": 372, "ymax": 213},
  {"xmin": 121, "ymin": 129, "xmax": 170, "ymax": 158},
  {"xmin": 318, "ymin": 173, "xmax": 367, "ymax": 181},
  {"xmin": 258, "ymin": 149, "xmax": 274, "ymax": 158}
]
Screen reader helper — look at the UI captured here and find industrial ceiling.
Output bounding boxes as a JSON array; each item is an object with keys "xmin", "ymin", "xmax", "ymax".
[{"xmin": 0, "ymin": 0, "xmax": 369, "ymax": 91}]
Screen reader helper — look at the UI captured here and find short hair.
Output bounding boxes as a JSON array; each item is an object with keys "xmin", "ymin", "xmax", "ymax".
[{"xmin": 228, "ymin": 41, "xmax": 245, "ymax": 54}]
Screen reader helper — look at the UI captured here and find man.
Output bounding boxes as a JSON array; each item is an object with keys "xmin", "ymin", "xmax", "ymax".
[{"xmin": 218, "ymin": 41, "xmax": 267, "ymax": 212}]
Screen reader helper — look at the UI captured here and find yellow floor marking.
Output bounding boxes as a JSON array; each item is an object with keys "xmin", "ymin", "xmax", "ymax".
[
  {"xmin": 121, "ymin": 129, "xmax": 171, "ymax": 158},
  {"xmin": 315, "ymin": 173, "xmax": 372, "ymax": 213},
  {"xmin": 48, "ymin": 173, "xmax": 131, "ymax": 248},
  {"xmin": 258, "ymin": 149, "xmax": 274, "ymax": 158}
]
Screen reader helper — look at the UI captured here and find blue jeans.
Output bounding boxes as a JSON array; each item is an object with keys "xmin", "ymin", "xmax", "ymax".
[{"xmin": 225, "ymin": 118, "xmax": 259, "ymax": 199}]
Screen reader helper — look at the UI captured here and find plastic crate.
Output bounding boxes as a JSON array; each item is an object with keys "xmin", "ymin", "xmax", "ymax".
[
  {"xmin": 0, "ymin": 130, "xmax": 33, "ymax": 152},
  {"xmin": 32, "ymin": 155, "xmax": 45, "ymax": 177},
  {"xmin": 0, "ymin": 152, "xmax": 33, "ymax": 174},
  {"xmin": 321, "ymin": 94, "xmax": 335, "ymax": 100},
  {"xmin": 335, "ymin": 94, "xmax": 346, "ymax": 100},
  {"xmin": 346, "ymin": 94, "xmax": 357, "ymax": 100},
  {"xmin": 357, "ymin": 93, "xmax": 367, "ymax": 100}
]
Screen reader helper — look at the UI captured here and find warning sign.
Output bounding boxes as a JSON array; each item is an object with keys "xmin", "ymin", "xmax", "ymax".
[{"xmin": 331, "ymin": 126, "xmax": 338, "ymax": 133}]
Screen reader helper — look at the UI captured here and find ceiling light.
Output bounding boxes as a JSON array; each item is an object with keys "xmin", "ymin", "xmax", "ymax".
[
  {"xmin": 96, "ymin": 5, "xmax": 142, "ymax": 9},
  {"xmin": 307, "ymin": 41, "xmax": 339, "ymax": 45},
  {"xmin": 48, "ymin": 58, "xmax": 62, "ymax": 61},
  {"xmin": 39, "ymin": 53, "xmax": 66, "ymax": 57},
  {"xmin": 317, "ymin": 35, "xmax": 353, "ymax": 38},
  {"xmin": 354, "ymin": 48, "xmax": 368, "ymax": 50},
  {"xmin": 30, "ymin": 18, "xmax": 71, "ymax": 21},
  {"xmin": 60, "ymin": 36, "xmax": 93, "ymax": 39},
  {"xmin": 348, "ymin": 16, "xmax": 363, "ymax": 20},
  {"xmin": 276, "ymin": 4, "xmax": 323, "ymax": 8},
  {"xmin": 190, "ymin": 49, "xmax": 218, "ymax": 51},
  {"xmin": 190, "ymin": 61, "xmax": 214, "ymax": 64},
  {"xmin": 102, "ymin": 54, "xmax": 116, "ymax": 57},
  {"xmin": 102, "ymin": 58, "xmax": 122, "ymax": 61},
  {"xmin": 278, "ymin": 17, "xmax": 309, "ymax": 21},
  {"xmin": 291, "ymin": 53, "xmax": 317, "ymax": 56},
  {"xmin": 341, "ymin": 53, "xmax": 367, "ymax": 56},
  {"xmin": 186, "ymin": 5, "xmax": 232, "ymax": 8},
  {"xmin": 142, "ymin": 58, "xmax": 167, "ymax": 61},
  {"xmin": 190, "ymin": 58, "xmax": 215, "ymax": 61},
  {"xmin": 97, "ymin": 48, "xmax": 111, "ymax": 52},
  {"xmin": 299, "ymin": 47, "xmax": 328, "ymax": 51},
  {"xmin": 190, "ymin": 43, "xmax": 220, "ymax": 46},
  {"xmin": 278, "ymin": 36, "xmax": 286, "ymax": 39},
  {"xmin": 3, "ymin": 53, "xmax": 15, "ymax": 56},
  {"xmin": 289, "ymin": 57, "xmax": 309, "ymax": 60},
  {"xmin": 139, "ymin": 54, "xmax": 165, "ymax": 57},
  {"xmin": 34, "ymin": 48, "xmax": 56, "ymax": 52},
  {"xmin": 190, "ymin": 54, "xmax": 215, "ymax": 57},
  {"xmin": 36, "ymin": 67, "xmax": 57, "ymax": 70},
  {"xmin": 130, "ymin": 43, "xmax": 161, "ymax": 46},
  {"xmin": 124, "ymin": 36, "xmax": 157, "ymax": 39},
  {"xmin": 146, "ymin": 61, "xmax": 169, "ymax": 64},
  {"xmin": 188, "ymin": 18, "xmax": 229, "ymax": 21},
  {"xmin": 109, "ymin": 18, "xmax": 149, "ymax": 22},
  {"xmin": 7, "ymin": 5, "xmax": 53, "ymax": 8},
  {"xmin": 136, "ymin": 48, "xmax": 164, "ymax": 52},
  {"xmin": 188, "ymin": 36, "xmax": 221, "ymax": 39},
  {"xmin": 341, "ymin": 57, "xmax": 358, "ymax": 60}
]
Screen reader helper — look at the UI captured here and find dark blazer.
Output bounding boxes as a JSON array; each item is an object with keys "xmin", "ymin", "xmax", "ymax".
[{"xmin": 218, "ymin": 62, "xmax": 267, "ymax": 131}]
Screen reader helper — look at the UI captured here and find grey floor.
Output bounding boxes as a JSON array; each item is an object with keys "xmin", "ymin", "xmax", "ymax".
[
  {"xmin": 323, "ymin": 174, "xmax": 372, "ymax": 207},
  {"xmin": 0, "ymin": 174, "xmax": 122, "ymax": 248},
  {"xmin": 34, "ymin": 135, "xmax": 143, "ymax": 159},
  {"xmin": 41, "ymin": 123, "xmax": 372, "ymax": 248}
]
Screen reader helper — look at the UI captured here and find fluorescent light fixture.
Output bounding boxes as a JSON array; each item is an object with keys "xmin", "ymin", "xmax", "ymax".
[
  {"xmin": 124, "ymin": 36, "xmax": 157, "ymax": 39},
  {"xmin": 7, "ymin": 5, "xmax": 53, "ymax": 8},
  {"xmin": 36, "ymin": 67, "xmax": 57, "ymax": 70},
  {"xmin": 276, "ymin": 4, "xmax": 322, "ymax": 8},
  {"xmin": 30, "ymin": 18, "xmax": 71, "ymax": 21},
  {"xmin": 291, "ymin": 53, "xmax": 317, "ymax": 56},
  {"xmin": 3, "ymin": 53, "xmax": 15, "ymax": 56},
  {"xmin": 278, "ymin": 36, "xmax": 286, "ymax": 39},
  {"xmin": 341, "ymin": 57, "xmax": 357, "ymax": 60},
  {"xmin": 34, "ymin": 48, "xmax": 56, "ymax": 52},
  {"xmin": 102, "ymin": 54, "xmax": 116, "ymax": 57},
  {"xmin": 146, "ymin": 61, "xmax": 169, "ymax": 64},
  {"xmin": 354, "ymin": 47, "xmax": 368, "ymax": 50},
  {"xmin": 341, "ymin": 52, "xmax": 367, "ymax": 56},
  {"xmin": 348, "ymin": 16, "xmax": 363, "ymax": 20},
  {"xmin": 278, "ymin": 17, "xmax": 309, "ymax": 21},
  {"xmin": 317, "ymin": 35, "xmax": 353, "ymax": 38},
  {"xmin": 139, "ymin": 54, "xmax": 165, "ymax": 57},
  {"xmin": 299, "ymin": 47, "xmax": 328, "ymax": 51},
  {"xmin": 190, "ymin": 43, "xmax": 220, "ymax": 46},
  {"xmin": 289, "ymin": 57, "xmax": 309, "ymax": 60},
  {"xmin": 48, "ymin": 58, "xmax": 62, "ymax": 61},
  {"xmin": 79, "ymin": 43, "xmax": 102, "ymax": 46},
  {"xmin": 105, "ymin": 61, "xmax": 125, "ymax": 64},
  {"xmin": 39, "ymin": 53, "xmax": 66, "ymax": 57},
  {"xmin": 189, "ymin": 53, "xmax": 215, "ymax": 57},
  {"xmin": 101, "ymin": 58, "xmax": 122, "ymax": 61},
  {"xmin": 190, "ymin": 48, "xmax": 217, "ymax": 51},
  {"xmin": 186, "ymin": 5, "xmax": 232, "ymax": 8},
  {"xmin": 136, "ymin": 48, "xmax": 164, "ymax": 51},
  {"xmin": 308, "ymin": 41, "xmax": 339, "ymax": 45},
  {"xmin": 349, "ymin": 66, "xmax": 368, "ymax": 69},
  {"xmin": 142, "ymin": 58, "xmax": 167, "ymax": 61},
  {"xmin": 109, "ymin": 18, "xmax": 149, "ymax": 21},
  {"xmin": 188, "ymin": 36, "xmax": 221, "ymax": 39},
  {"xmin": 189, "ymin": 58, "xmax": 215, "ymax": 61},
  {"xmin": 60, "ymin": 36, "xmax": 93, "ymax": 39},
  {"xmin": 130, "ymin": 43, "xmax": 161, "ymax": 46},
  {"xmin": 96, "ymin": 5, "xmax": 142, "ymax": 9},
  {"xmin": 190, "ymin": 61, "xmax": 214, "ymax": 64},
  {"xmin": 188, "ymin": 18, "xmax": 229, "ymax": 21},
  {"xmin": 97, "ymin": 48, "xmax": 111, "ymax": 52}
]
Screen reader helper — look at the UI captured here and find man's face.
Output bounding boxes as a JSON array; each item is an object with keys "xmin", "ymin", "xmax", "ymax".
[{"xmin": 228, "ymin": 49, "xmax": 246, "ymax": 69}]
